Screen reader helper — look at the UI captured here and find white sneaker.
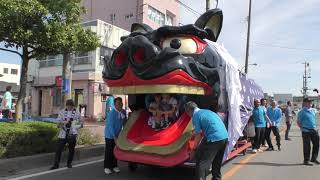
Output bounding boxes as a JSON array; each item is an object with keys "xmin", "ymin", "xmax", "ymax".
[
  {"xmin": 252, "ymin": 149, "xmax": 258, "ymax": 153},
  {"xmin": 104, "ymin": 168, "xmax": 112, "ymax": 175},
  {"xmin": 258, "ymin": 149, "xmax": 264, "ymax": 153},
  {"xmin": 113, "ymin": 167, "xmax": 120, "ymax": 173}
]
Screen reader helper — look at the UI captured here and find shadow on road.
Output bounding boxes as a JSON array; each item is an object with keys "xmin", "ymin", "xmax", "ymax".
[{"xmin": 233, "ymin": 162, "xmax": 302, "ymax": 167}]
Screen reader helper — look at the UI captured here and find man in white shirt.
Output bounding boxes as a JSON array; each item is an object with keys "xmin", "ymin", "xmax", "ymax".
[
  {"xmin": 50, "ymin": 99, "xmax": 83, "ymax": 170},
  {"xmin": 1, "ymin": 86, "xmax": 13, "ymax": 119}
]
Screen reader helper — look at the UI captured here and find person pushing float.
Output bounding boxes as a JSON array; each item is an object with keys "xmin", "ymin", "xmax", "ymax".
[{"xmin": 102, "ymin": 8, "xmax": 263, "ymax": 171}]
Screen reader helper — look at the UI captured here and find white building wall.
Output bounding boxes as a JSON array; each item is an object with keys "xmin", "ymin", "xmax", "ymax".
[{"xmin": 0, "ymin": 63, "xmax": 21, "ymax": 85}]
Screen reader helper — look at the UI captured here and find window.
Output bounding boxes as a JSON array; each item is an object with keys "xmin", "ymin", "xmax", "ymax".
[
  {"xmin": 148, "ymin": 6, "xmax": 165, "ymax": 26},
  {"xmin": 53, "ymin": 87, "xmax": 62, "ymax": 106},
  {"xmin": 3, "ymin": 68, "xmax": 8, "ymax": 74},
  {"xmin": 11, "ymin": 69, "xmax": 18, "ymax": 75},
  {"xmin": 125, "ymin": 13, "xmax": 134, "ymax": 20},
  {"xmin": 166, "ymin": 15, "xmax": 173, "ymax": 26},
  {"xmin": 74, "ymin": 52, "xmax": 92, "ymax": 65},
  {"xmin": 39, "ymin": 60, "xmax": 47, "ymax": 68}
]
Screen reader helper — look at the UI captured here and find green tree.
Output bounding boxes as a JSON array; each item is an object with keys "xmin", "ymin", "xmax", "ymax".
[
  {"xmin": 0, "ymin": 0, "xmax": 99, "ymax": 121},
  {"xmin": 43, "ymin": 0, "xmax": 100, "ymax": 107}
]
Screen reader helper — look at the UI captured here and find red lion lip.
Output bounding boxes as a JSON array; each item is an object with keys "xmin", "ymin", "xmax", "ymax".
[{"xmin": 105, "ymin": 68, "xmax": 212, "ymax": 95}]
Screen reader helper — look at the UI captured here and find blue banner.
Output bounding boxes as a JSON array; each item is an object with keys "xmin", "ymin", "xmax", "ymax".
[{"xmin": 63, "ymin": 79, "xmax": 70, "ymax": 94}]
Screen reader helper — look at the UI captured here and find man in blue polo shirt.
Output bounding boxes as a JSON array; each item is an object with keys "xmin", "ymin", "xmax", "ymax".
[
  {"xmin": 104, "ymin": 97, "xmax": 127, "ymax": 174},
  {"xmin": 297, "ymin": 98, "xmax": 319, "ymax": 166},
  {"xmin": 252, "ymin": 99, "xmax": 271, "ymax": 153},
  {"xmin": 266, "ymin": 101, "xmax": 282, "ymax": 151},
  {"xmin": 184, "ymin": 101, "xmax": 228, "ymax": 180}
]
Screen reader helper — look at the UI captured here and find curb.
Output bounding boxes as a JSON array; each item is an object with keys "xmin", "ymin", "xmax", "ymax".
[{"xmin": 0, "ymin": 144, "xmax": 105, "ymax": 178}]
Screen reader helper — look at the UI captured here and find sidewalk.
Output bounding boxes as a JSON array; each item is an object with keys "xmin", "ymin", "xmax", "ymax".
[
  {"xmin": 84, "ymin": 121, "xmax": 105, "ymax": 144},
  {"xmin": 0, "ymin": 121, "xmax": 106, "ymax": 179},
  {"xmin": 0, "ymin": 145, "xmax": 105, "ymax": 179}
]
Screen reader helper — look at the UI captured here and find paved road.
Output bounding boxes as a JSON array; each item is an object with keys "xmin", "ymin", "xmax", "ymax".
[
  {"xmin": 6, "ymin": 120, "xmax": 320, "ymax": 180},
  {"xmin": 225, "ymin": 122, "xmax": 320, "ymax": 180}
]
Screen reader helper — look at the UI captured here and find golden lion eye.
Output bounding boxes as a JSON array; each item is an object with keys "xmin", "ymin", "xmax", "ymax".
[{"xmin": 162, "ymin": 37, "xmax": 197, "ymax": 54}]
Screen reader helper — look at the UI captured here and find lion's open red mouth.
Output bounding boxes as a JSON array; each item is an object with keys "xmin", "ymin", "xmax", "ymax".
[{"xmin": 105, "ymin": 68, "xmax": 212, "ymax": 95}]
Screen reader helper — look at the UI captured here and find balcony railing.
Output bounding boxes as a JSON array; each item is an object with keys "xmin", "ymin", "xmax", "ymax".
[
  {"xmin": 39, "ymin": 58, "xmax": 63, "ymax": 67},
  {"xmin": 74, "ymin": 56, "xmax": 93, "ymax": 65},
  {"xmin": 39, "ymin": 55, "xmax": 93, "ymax": 68}
]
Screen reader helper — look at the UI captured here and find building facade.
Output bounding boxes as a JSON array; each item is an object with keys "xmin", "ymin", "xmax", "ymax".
[
  {"xmin": 82, "ymin": 0, "xmax": 180, "ymax": 31},
  {"xmin": 0, "ymin": 63, "xmax": 21, "ymax": 85},
  {"xmin": 28, "ymin": 0, "xmax": 180, "ymax": 119},
  {"xmin": 28, "ymin": 20, "xmax": 129, "ymax": 119},
  {"xmin": 273, "ymin": 94, "xmax": 293, "ymax": 105}
]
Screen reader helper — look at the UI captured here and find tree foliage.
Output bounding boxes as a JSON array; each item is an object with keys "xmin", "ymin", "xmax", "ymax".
[{"xmin": 0, "ymin": 0, "xmax": 100, "ymax": 121}]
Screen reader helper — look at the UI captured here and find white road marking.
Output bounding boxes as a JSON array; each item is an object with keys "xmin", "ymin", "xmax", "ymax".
[{"xmin": 7, "ymin": 159, "xmax": 104, "ymax": 180}]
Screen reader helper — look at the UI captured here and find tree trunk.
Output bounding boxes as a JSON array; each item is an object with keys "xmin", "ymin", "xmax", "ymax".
[
  {"xmin": 61, "ymin": 52, "xmax": 72, "ymax": 108},
  {"xmin": 15, "ymin": 47, "xmax": 29, "ymax": 122}
]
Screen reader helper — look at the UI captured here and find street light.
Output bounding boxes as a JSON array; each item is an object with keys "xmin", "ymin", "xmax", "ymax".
[{"xmin": 241, "ymin": 63, "xmax": 257, "ymax": 73}]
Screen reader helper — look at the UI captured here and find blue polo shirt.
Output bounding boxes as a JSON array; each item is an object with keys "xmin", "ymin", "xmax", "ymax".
[
  {"xmin": 267, "ymin": 107, "xmax": 282, "ymax": 127},
  {"xmin": 105, "ymin": 109, "xmax": 126, "ymax": 139},
  {"xmin": 252, "ymin": 106, "xmax": 266, "ymax": 128},
  {"xmin": 192, "ymin": 108, "xmax": 228, "ymax": 142},
  {"xmin": 297, "ymin": 107, "xmax": 316, "ymax": 132}
]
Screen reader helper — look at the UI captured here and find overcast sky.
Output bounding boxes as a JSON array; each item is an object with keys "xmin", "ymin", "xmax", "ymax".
[
  {"xmin": 1, "ymin": 0, "xmax": 319, "ymax": 96},
  {"xmin": 180, "ymin": 0, "xmax": 320, "ymax": 96}
]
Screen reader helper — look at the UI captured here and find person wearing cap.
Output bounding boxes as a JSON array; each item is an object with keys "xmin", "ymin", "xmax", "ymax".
[
  {"xmin": 184, "ymin": 101, "xmax": 228, "ymax": 180},
  {"xmin": 50, "ymin": 99, "xmax": 83, "ymax": 170},
  {"xmin": 297, "ymin": 97, "xmax": 319, "ymax": 166},
  {"xmin": 266, "ymin": 101, "xmax": 282, "ymax": 151}
]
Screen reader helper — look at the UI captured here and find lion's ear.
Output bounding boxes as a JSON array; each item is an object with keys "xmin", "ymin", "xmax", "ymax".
[{"xmin": 195, "ymin": 8, "xmax": 223, "ymax": 42}]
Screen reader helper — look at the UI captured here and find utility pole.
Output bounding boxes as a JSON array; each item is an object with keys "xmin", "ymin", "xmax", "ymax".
[
  {"xmin": 244, "ymin": 0, "xmax": 252, "ymax": 74},
  {"xmin": 206, "ymin": 0, "xmax": 211, "ymax": 11},
  {"xmin": 302, "ymin": 61, "xmax": 311, "ymax": 97}
]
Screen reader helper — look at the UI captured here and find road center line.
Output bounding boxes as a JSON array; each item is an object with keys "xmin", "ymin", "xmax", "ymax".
[
  {"xmin": 7, "ymin": 159, "xmax": 104, "ymax": 180},
  {"xmin": 222, "ymin": 129, "xmax": 286, "ymax": 180},
  {"xmin": 222, "ymin": 153, "xmax": 257, "ymax": 180}
]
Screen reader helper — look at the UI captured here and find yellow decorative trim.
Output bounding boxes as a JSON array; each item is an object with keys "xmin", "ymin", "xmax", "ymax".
[
  {"xmin": 109, "ymin": 85, "xmax": 205, "ymax": 95},
  {"xmin": 116, "ymin": 110, "xmax": 194, "ymax": 155}
]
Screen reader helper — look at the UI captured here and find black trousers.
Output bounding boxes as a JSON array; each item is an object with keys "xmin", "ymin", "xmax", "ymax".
[
  {"xmin": 104, "ymin": 138, "xmax": 118, "ymax": 169},
  {"xmin": 253, "ymin": 127, "xmax": 265, "ymax": 149},
  {"xmin": 285, "ymin": 122, "xmax": 292, "ymax": 139},
  {"xmin": 265, "ymin": 126, "xmax": 281, "ymax": 148},
  {"xmin": 53, "ymin": 136, "xmax": 77, "ymax": 166},
  {"xmin": 2, "ymin": 109, "xmax": 10, "ymax": 119},
  {"xmin": 302, "ymin": 131, "xmax": 319, "ymax": 162},
  {"xmin": 195, "ymin": 139, "xmax": 227, "ymax": 180},
  {"xmin": 261, "ymin": 125, "xmax": 267, "ymax": 145}
]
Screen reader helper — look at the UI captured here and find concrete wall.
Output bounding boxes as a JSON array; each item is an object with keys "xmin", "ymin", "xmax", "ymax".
[
  {"xmin": 82, "ymin": 0, "xmax": 179, "ymax": 31},
  {"xmin": 82, "ymin": 0, "xmax": 138, "ymax": 31}
]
